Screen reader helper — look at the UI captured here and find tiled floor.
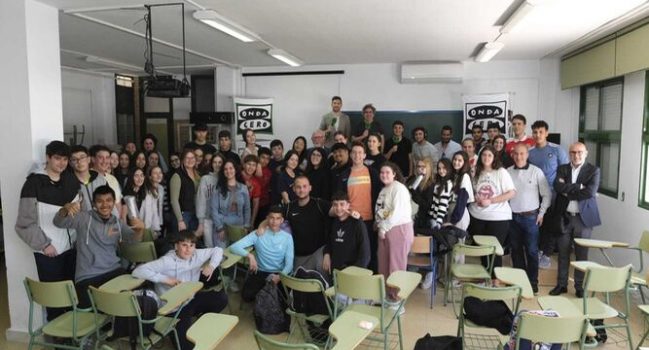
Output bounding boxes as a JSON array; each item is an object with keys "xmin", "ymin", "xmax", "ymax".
[{"xmin": 1, "ymin": 256, "xmax": 648, "ymax": 349}]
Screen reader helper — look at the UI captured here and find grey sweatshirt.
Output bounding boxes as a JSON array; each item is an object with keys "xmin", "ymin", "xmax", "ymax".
[
  {"xmin": 195, "ymin": 173, "xmax": 218, "ymax": 224},
  {"xmin": 132, "ymin": 247, "xmax": 223, "ymax": 296},
  {"xmin": 53, "ymin": 210, "xmax": 136, "ymax": 282}
]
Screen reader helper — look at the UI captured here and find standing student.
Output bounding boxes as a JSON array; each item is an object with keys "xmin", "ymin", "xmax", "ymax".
[
  {"xmin": 468, "ymin": 145, "xmax": 516, "ymax": 269},
  {"xmin": 90, "ymin": 145, "xmax": 123, "ymax": 214},
  {"xmin": 505, "ymin": 114, "xmax": 535, "ymax": 155},
  {"xmin": 218, "ymin": 130, "xmax": 241, "ymax": 165},
  {"xmin": 195, "ymin": 153, "xmax": 224, "ymax": 247},
  {"xmin": 471, "ymin": 125, "xmax": 487, "ymax": 150},
  {"xmin": 70, "ymin": 145, "xmax": 107, "ymax": 212},
  {"xmin": 375, "ymin": 162, "xmax": 414, "ymax": 301},
  {"xmin": 15, "ymin": 141, "xmax": 80, "ymax": 321},
  {"xmin": 411, "ymin": 127, "xmax": 440, "ymax": 171},
  {"xmin": 305, "ymin": 147, "xmax": 331, "ymax": 200},
  {"xmin": 336, "ymin": 142, "xmax": 383, "ymax": 272},
  {"xmin": 170, "ymin": 149, "xmax": 201, "ymax": 232},
  {"xmin": 115, "ymin": 151, "xmax": 130, "ymax": 190},
  {"xmin": 132, "ymin": 151, "xmax": 148, "ymax": 171},
  {"xmin": 184, "ymin": 123, "xmax": 217, "ymax": 155},
  {"xmin": 461, "ymin": 139, "xmax": 478, "ymax": 177},
  {"xmin": 132, "ymin": 230, "xmax": 227, "ymax": 350},
  {"xmin": 240, "ymin": 128, "xmax": 259, "ymax": 159},
  {"xmin": 291, "ymin": 136, "xmax": 308, "ymax": 171},
  {"xmin": 486, "ymin": 122, "xmax": 501, "ymax": 144},
  {"xmin": 451, "ymin": 151, "xmax": 475, "ymax": 231},
  {"xmin": 242, "ymin": 155, "xmax": 262, "ymax": 226},
  {"xmin": 493, "ymin": 134, "xmax": 513, "ymax": 168},
  {"xmin": 364, "ymin": 133, "xmax": 386, "ymax": 172},
  {"xmin": 320, "ymin": 96, "xmax": 351, "ymax": 148},
  {"xmin": 384, "ymin": 120, "xmax": 413, "ymax": 177},
  {"xmin": 143, "ymin": 133, "xmax": 169, "ymax": 173},
  {"xmin": 407, "ymin": 158, "xmax": 436, "ymax": 231},
  {"xmin": 275, "ymin": 151, "xmax": 302, "ymax": 205},
  {"xmin": 210, "ymin": 159, "xmax": 251, "ymax": 248},
  {"xmin": 322, "ymin": 191, "xmax": 370, "ymax": 273},
  {"xmin": 256, "ymin": 148, "xmax": 273, "ymax": 225}
]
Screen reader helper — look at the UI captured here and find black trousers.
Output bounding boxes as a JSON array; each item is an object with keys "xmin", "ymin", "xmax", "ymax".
[
  {"xmin": 364, "ymin": 220, "xmax": 377, "ymax": 273},
  {"xmin": 75, "ymin": 268, "xmax": 127, "ymax": 308},
  {"xmin": 468, "ymin": 217, "xmax": 510, "ymax": 270},
  {"xmin": 176, "ymin": 289, "xmax": 228, "ymax": 350},
  {"xmin": 34, "ymin": 249, "xmax": 76, "ymax": 320}
]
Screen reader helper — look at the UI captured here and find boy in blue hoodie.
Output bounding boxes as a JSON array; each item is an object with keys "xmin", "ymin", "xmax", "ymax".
[{"xmin": 133, "ymin": 230, "xmax": 227, "ymax": 350}]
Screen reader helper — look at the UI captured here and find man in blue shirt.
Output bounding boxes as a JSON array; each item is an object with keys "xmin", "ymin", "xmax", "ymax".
[
  {"xmin": 528, "ymin": 120, "xmax": 569, "ymax": 268},
  {"xmin": 230, "ymin": 205, "xmax": 294, "ymax": 302}
]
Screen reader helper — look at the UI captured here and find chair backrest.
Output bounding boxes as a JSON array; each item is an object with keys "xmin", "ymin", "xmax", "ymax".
[
  {"xmin": 119, "ymin": 241, "xmax": 157, "ymax": 264},
  {"xmin": 410, "ymin": 236, "xmax": 431, "ymax": 254},
  {"xmin": 281, "ymin": 274, "xmax": 326, "ymax": 293},
  {"xmin": 88, "ymin": 286, "xmax": 139, "ymax": 317},
  {"xmin": 334, "ymin": 269, "xmax": 385, "ymax": 302},
  {"xmin": 226, "ymin": 225, "xmax": 248, "ymax": 243},
  {"xmin": 254, "ymin": 330, "xmax": 319, "ymax": 350},
  {"xmin": 462, "ymin": 283, "xmax": 522, "ymax": 302},
  {"xmin": 583, "ymin": 264, "xmax": 632, "ymax": 293},
  {"xmin": 515, "ymin": 313, "xmax": 586, "ymax": 344},
  {"xmin": 453, "ymin": 243, "xmax": 495, "ymax": 258},
  {"xmin": 638, "ymin": 230, "xmax": 649, "ymax": 253},
  {"xmin": 24, "ymin": 277, "xmax": 77, "ymax": 308}
]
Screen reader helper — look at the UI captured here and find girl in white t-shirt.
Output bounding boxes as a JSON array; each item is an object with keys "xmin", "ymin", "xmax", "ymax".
[{"xmin": 468, "ymin": 145, "xmax": 516, "ymax": 269}]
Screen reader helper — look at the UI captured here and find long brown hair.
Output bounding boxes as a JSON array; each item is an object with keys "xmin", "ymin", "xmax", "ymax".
[
  {"xmin": 474, "ymin": 145, "xmax": 502, "ymax": 179},
  {"xmin": 380, "ymin": 161, "xmax": 404, "ymax": 184}
]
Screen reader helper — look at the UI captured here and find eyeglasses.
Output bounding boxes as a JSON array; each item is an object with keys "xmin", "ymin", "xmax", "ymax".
[
  {"xmin": 70, "ymin": 155, "xmax": 88, "ymax": 163},
  {"xmin": 569, "ymin": 151, "xmax": 586, "ymax": 155}
]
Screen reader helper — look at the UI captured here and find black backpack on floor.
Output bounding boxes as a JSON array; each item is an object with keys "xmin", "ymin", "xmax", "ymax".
[
  {"xmin": 414, "ymin": 333, "xmax": 462, "ymax": 350},
  {"xmin": 108, "ymin": 289, "xmax": 163, "ymax": 349},
  {"xmin": 254, "ymin": 281, "xmax": 290, "ymax": 334}
]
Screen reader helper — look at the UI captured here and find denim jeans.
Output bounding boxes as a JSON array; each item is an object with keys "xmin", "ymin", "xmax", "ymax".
[{"xmin": 509, "ymin": 213, "xmax": 539, "ymax": 286}]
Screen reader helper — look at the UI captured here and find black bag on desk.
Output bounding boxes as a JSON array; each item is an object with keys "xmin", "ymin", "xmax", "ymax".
[
  {"xmin": 463, "ymin": 296, "xmax": 514, "ymax": 335},
  {"xmin": 414, "ymin": 333, "xmax": 462, "ymax": 350}
]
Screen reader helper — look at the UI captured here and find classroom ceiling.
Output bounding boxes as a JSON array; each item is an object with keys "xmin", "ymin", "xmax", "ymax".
[{"xmin": 40, "ymin": 0, "xmax": 649, "ymax": 75}]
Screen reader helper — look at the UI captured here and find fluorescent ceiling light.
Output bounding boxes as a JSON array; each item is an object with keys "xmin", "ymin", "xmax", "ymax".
[
  {"xmin": 85, "ymin": 56, "xmax": 141, "ymax": 71},
  {"xmin": 193, "ymin": 10, "xmax": 258, "ymax": 43},
  {"xmin": 500, "ymin": 0, "xmax": 539, "ymax": 34},
  {"xmin": 267, "ymin": 49, "xmax": 303, "ymax": 67},
  {"xmin": 475, "ymin": 42, "xmax": 505, "ymax": 62}
]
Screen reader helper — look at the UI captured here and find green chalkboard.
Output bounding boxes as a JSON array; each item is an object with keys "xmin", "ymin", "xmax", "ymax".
[{"xmin": 346, "ymin": 110, "xmax": 464, "ymax": 144}]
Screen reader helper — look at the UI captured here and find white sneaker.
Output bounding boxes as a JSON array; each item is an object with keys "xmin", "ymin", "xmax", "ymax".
[
  {"xmin": 385, "ymin": 300, "xmax": 406, "ymax": 315},
  {"xmin": 539, "ymin": 252, "xmax": 551, "ymax": 269},
  {"xmin": 420, "ymin": 272, "xmax": 433, "ymax": 290}
]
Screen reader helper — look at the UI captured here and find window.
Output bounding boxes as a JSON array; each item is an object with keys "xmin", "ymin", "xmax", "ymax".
[
  {"xmin": 579, "ymin": 77, "xmax": 623, "ymax": 197},
  {"xmin": 640, "ymin": 71, "xmax": 649, "ymax": 209}
]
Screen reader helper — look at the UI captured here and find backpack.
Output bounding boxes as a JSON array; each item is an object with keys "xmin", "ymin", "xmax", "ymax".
[
  {"xmin": 414, "ymin": 334, "xmax": 462, "ymax": 350},
  {"xmin": 291, "ymin": 267, "xmax": 333, "ymax": 340},
  {"xmin": 109, "ymin": 289, "xmax": 163, "ymax": 349},
  {"xmin": 431, "ymin": 226, "xmax": 467, "ymax": 255},
  {"xmin": 463, "ymin": 296, "xmax": 514, "ymax": 335},
  {"xmin": 254, "ymin": 281, "xmax": 290, "ymax": 334},
  {"xmin": 505, "ymin": 310, "xmax": 562, "ymax": 350}
]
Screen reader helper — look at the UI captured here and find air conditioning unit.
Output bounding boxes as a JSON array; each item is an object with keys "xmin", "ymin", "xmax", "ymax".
[{"xmin": 400, "ymin": 62, "xmax": 464, "ymax": 84}]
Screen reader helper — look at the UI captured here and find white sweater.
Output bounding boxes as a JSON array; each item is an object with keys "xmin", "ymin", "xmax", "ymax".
[{"xmin": 375, "ymin": 181, "xmax": 412, "ymax": 235}]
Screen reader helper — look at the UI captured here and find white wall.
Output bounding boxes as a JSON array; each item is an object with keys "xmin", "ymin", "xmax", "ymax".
[
  {"xmin": 241, "ymin": 60, "xmax": 559, "ymax": 147},
  {"xmin": 61, "ymin": 69, "xmax": 116, "ymax": 146}
]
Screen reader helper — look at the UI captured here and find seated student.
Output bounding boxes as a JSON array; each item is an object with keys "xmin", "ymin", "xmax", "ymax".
[
  {"xmin": 53, "ymin": 185, "xmax": 144, "ymax": 308},
  {"xmin": 230, "ymin": 206, "xmax": 294, "ymax": 302},
  {"xmin": 322, "ymin": 191, "xmax": 370, "ymax": 274},
  {"xmin": 132, "ymin": 230, "xmax": 228, "ymax": 350}
]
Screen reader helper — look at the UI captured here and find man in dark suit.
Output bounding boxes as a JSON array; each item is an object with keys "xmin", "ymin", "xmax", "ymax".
[{"xmin": 549, "ymin": 142, "xmax": 601, "ymax": 298}]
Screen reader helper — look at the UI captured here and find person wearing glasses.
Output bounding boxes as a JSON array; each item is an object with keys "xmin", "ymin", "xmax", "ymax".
[{"xmin": 549, "ymin": 142, "xmax": 601, "ymax": 298}]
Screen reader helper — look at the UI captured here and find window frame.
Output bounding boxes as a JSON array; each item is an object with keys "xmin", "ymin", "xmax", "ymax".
[
  {"xmin": 578, "ymin": 76, "xmax": 624, "ymax": 198},
  {"xmin": 639, "ymin": 71, "xmax": 649, "ymax": 210}
]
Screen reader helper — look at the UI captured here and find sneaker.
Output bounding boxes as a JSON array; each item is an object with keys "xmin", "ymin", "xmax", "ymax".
[
  {"xmin": 420, "ymin": 272, "xmax": 433, "ymax": 290},
  {"xmin": 385, "ymin": 300, "xmax": 406, "ymax": 316},
  {"xmin": 539, "ymin": 253, "xmax": 551, "ymax": 269}
]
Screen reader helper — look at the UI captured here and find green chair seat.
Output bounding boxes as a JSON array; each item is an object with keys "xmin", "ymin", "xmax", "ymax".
[
  {"xmin": 631, "ymin": 272, "xmax": 647, "ymax": 286},
  {"xmin": 570, "ymin": 297, "xmax": 620, "ymax": 319},
  {"xmin": 451, "ymin": 264, "xmax": 491, "ymax": 280},
  {"xmin": 43, "ymin": 312, "xmax": 109, "ymax": 338}
]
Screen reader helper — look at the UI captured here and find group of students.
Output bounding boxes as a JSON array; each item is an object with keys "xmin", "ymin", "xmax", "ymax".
[{"xmin": 15, "ymin": 94, "xmax": 599, "ymax": 348}]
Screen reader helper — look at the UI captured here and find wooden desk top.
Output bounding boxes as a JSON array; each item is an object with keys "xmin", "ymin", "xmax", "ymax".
[
  {"xmin": 473, "ymin": 235, "xmax": 504, "ymax": 256},
  {"xmin": 187, "ymin": 313, "xmax": 239, "ymax": 350},
  {"xmin": 329, "ymin": 310, "xmax": 379, "ymax": 350},
  {"xmin": 494, "ymin": 267, "xmax": 534, "ymax": 299}
]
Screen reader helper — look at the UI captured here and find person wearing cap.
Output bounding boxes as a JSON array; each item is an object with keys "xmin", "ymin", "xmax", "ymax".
[
  {"xmin": 15, "ymin": 140, "xmax": 80, "ymax": 321},
  {"xmin": 184, "ymin": 123, "xmax": 217, "ymax": 155}
]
